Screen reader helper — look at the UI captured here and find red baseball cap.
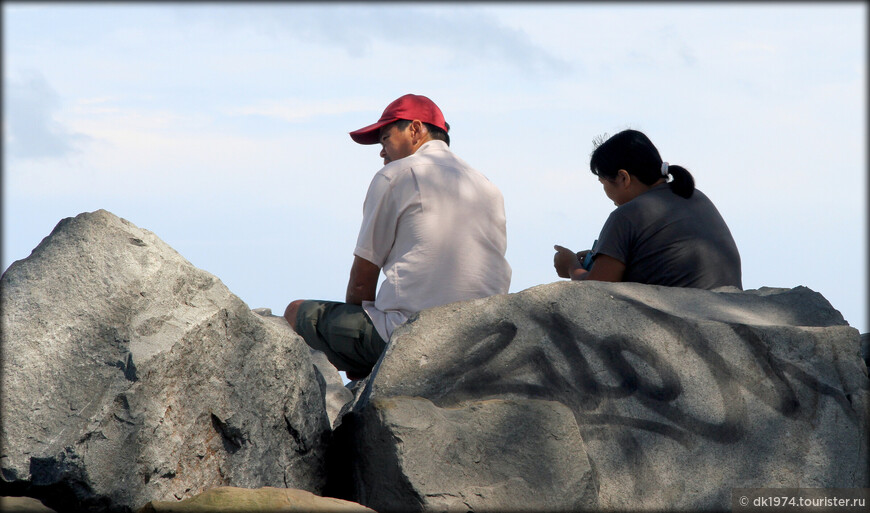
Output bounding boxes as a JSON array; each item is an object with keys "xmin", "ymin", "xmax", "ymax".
[{"xmin": 349, "ymin": 94, "xmax": 449, "ymax": 145}]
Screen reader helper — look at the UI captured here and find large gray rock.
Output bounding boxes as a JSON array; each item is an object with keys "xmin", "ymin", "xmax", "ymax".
[
  {"xmin": 1, "ymin": 210, "xmax": 331, "ymax": 512},
  {"xmin": 343, "ymin": 281, "xmax": 868, "ymax": 511},
  {"xmin": 351, "ymin": 396, "xmax": 598, "ymax": 513},
  {"xmin": 253, "ymin": 309, "xmax": 354, "ymax": 429}
]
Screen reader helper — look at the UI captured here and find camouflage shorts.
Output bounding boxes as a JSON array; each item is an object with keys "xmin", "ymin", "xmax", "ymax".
[{"xmin": 295, "ymin": 300, "xmax": 387, "ymax": 376}]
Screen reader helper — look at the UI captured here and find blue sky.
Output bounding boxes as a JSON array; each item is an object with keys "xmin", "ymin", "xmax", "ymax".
[{"xmin": 3, "ymin": 3, "xmax": 867, "ymax": 338}]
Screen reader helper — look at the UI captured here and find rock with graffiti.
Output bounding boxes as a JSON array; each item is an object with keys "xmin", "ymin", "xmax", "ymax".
[{"xmin": 336, "ymin": 281, "xmax": 869, "ymax": 512}]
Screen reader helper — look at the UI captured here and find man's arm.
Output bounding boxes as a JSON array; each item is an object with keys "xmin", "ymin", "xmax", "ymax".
[{"xmin": 346, "ymin": 255, "xmax": 380, "ymax": 305}]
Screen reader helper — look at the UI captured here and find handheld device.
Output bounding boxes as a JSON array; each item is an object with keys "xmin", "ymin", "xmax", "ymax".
[{"xmin": 581, "ymin": 240, "xmax": 597, "ymax": 270}]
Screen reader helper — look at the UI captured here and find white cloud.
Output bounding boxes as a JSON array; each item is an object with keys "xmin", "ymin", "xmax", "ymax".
[
  {"xmin": 172, "ymin": 5, "xmax": 571, "ymax": 76},
  {"xmin": 3, "ymin": 70, "xmax": 91, "ymax": 160},
  {"xmin": 227, "ymin": 98, "xmax": 374, "ymax": 124}
]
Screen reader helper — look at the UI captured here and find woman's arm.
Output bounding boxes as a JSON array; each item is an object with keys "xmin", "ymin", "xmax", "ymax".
[
  {"xmin": 553, "ymin": 245, "xmax": 582, "ymax": 278},
  {"xmin": 570, "ymin": 253, "xmax": 626, "ymax": 282}
]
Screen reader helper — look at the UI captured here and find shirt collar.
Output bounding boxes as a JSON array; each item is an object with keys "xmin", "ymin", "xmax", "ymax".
[{"xmin": 416, "ymin": 139, "xmax": 449, "ymax": 154}]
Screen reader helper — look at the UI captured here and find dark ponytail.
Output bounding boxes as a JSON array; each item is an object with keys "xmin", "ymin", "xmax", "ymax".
[
  {"xmin": 663, "ymin": 164, "xmax": 694, "ymax": 199},
  {"xmin": 590, "ymin": 129, "xmax": 695, "ymax": 198}
]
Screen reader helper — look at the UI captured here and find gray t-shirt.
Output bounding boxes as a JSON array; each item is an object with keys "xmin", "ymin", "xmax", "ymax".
[{"xmin": 593, "ymin": 184, "xmax": 742, "ymax": 290}]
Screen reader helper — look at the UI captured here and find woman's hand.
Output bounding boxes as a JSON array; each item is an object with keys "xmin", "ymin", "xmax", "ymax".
[{"xmin": 554, "ymin": 245, "xmax": 582, "ymax": 279}]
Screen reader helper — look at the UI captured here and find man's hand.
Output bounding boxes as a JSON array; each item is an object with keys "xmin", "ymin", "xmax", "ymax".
[{"xmin": 554, "ymin": 245, "xmax": 583, "ymax": 279}]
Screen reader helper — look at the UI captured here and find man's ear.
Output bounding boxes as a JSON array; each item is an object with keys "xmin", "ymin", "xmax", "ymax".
[{"xmin": 409, "ymin": 119, "xmax": 428, "ymax": 144}]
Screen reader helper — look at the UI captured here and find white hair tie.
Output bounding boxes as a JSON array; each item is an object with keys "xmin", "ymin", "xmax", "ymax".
[{"xmin": 661, "ymin": 161, "xmax": 669, "ymax": 177}]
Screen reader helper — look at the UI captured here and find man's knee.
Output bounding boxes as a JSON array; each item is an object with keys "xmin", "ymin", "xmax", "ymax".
[{"xmin": 284, "ymin": 299, "xmax": 307, "ymax": 331}]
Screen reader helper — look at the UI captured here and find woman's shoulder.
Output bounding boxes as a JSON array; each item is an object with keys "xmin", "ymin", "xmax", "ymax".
[
  {"xmin": 685, "ymin": 188, "xmax": 722, "ymax": 211},
  {"xmin": 645, "ymin": 184, "xmax": 714, "ymax": 206},
  {"xmin": 616, "ymin": 184, "xmax": 675, "ymax": 213}
]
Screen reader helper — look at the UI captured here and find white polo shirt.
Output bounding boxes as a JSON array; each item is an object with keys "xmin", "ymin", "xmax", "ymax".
[{"xmin": 354, "ymin": 140, "xmax": 512, "ymax": 341}]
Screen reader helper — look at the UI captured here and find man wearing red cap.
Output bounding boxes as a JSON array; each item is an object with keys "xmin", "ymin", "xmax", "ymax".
[{"xmin": 284, "ymin": 94, "xmax": 512, "ymax": 380}]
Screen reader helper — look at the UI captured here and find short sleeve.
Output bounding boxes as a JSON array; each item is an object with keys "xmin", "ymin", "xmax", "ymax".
[
  {"xmin": 594, "ymin": 209, "xmax": 632, "ymax": 266},
  {"xmin": 354, "ymin": 173, "xmax": 399, "ymax": 268}
]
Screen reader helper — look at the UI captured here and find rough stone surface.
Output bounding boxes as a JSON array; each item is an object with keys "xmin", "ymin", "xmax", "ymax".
[
  {"xmin": 861, "ymin": 332, "xmax": 869, "ymax": 367},
  {"xmin": 311, "ymin": 352, "xmax": 355, "ymax": 429},
  {"xmin": 1, "ymin": 210, "xmax": 331, "ymax": 512},
  {"xmin": 253, "ymin": 309, "xmax": 354, "ymax": 429},
  {"xmin": 344, "ymin": 281, "xmax": 868, "ymax": 511},
  {"xmin": 138, "ymin": 487, "xmax": 375, "ymax": 512},
  {"xmin": 0, "ymin": 496, "xmax": 58, "ymax": 512},
  {"xmin": 349, "ymin": 396, "xmax": 598, "ymax": 513}
]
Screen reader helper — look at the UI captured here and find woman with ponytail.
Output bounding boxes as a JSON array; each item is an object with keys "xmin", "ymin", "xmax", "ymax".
[{"xmin": 553, "ymin": 129, "xmax": 742, "ymax": 289}]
